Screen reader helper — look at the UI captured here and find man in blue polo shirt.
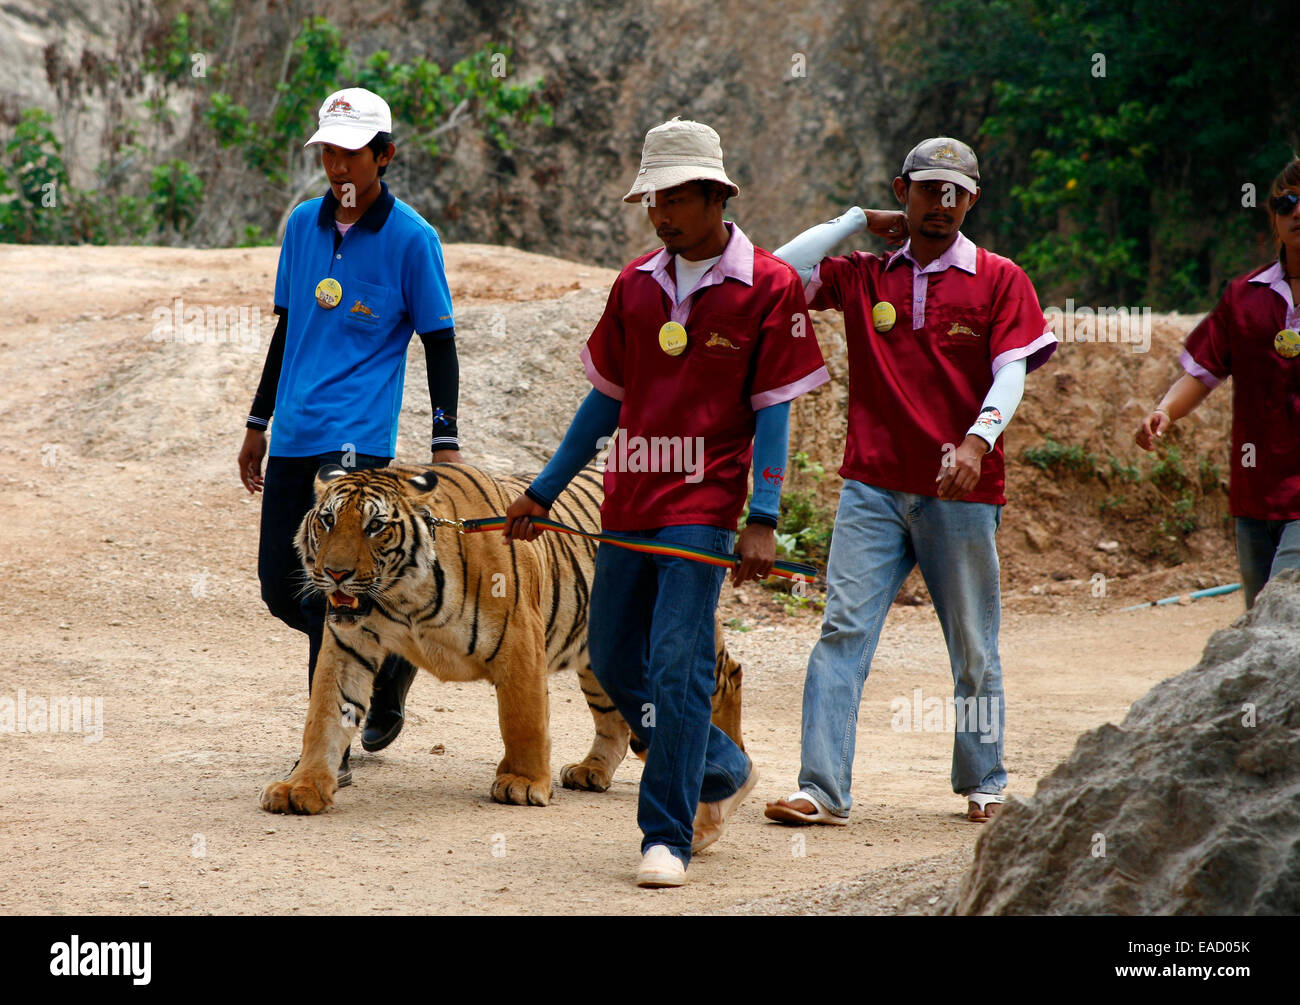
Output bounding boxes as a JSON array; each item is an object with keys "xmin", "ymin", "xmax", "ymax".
[{"xmin": 237, "ymin": 87, "xmax": 459, "ymax": 786}]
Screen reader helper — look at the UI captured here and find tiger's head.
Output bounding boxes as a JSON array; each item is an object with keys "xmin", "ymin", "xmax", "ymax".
[{"xmin": 295, "ymin": 464, "xmax": 441, "ymax": 628}]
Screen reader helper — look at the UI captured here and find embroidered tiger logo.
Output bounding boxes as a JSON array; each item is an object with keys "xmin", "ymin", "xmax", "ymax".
[{"xmin": 259, "ymin": 462, "xmax": 743, "ymax": 814}]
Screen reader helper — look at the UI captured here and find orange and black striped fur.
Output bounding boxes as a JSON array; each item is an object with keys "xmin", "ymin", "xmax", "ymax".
[{"xmin": 259, "ymin": 462, "xmax": 743, "ymax": 814}]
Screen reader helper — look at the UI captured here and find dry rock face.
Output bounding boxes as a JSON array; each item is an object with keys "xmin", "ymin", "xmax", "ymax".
[
  {"xmin": 4, "ymin": 0, "xmax": 930, "ymax": 261},
  {"xmin": 950, "ymin": 569, "xmax": 1300, "ymax": 915}
]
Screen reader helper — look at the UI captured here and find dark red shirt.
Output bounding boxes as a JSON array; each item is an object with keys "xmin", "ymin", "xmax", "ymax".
[
  {"xmin": 583, "ymin": 223, "xmax": 829, "ymax": 531},
  {"xmin": 1181, "ymin": 260, "xmax": 1300, "ymax": 520},
  {"xmin": 809, "ymin": 234, "xmax": 1055, "ymax": 504}
]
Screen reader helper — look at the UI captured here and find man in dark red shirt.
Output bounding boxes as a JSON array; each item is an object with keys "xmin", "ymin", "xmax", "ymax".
[
  {"xmin": 764, "ymin": 137, "xmax": 1056, "ymax": 826},
  {"xmin": 1136, "ymin": 158, "xmax": 1300, "ymax": 607},
  {"xmin": 505, "ymin": 118, "xmax": 829, "ymax": 886}
]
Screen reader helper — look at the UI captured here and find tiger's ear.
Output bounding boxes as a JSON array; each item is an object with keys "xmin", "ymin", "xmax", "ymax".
[
  {"xmin": 406, "ymin": 470, "xmax": 439, "ymax": 494},
  {"xmin": 313, "ymin": 463, "xmax": 348, "ymax": 499}
]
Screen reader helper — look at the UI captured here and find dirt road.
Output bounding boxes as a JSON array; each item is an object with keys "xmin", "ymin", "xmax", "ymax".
[{"xmin": 0, "ymin": 244, "xmax": 1244, "ymax": 914}]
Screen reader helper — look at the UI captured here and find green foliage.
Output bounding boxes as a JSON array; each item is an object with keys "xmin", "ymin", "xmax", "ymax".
[
  {"xmin": 1021, "ymin": 437, "xmax": 1096, "ymax": 476},
  {"xmin": 723, "ymin": 617, "xmax": 752, "ymax": 632},
  {"xmin": 901, "ymin": 0, "xmax": 1297, "ymax": 309},
  {"xmin": 1158, "ymin": 489, "xmax": 1199, "ymax": 538},
  {"xmin": 0, "ymin": 109, "xmax": 72, "ymax": 242},
  {"xmin": 775, "ymin": 451, "xmax": 835, "ymax": 566},
  {"xmin": 355, "ymin": 47, "xmax": 552, "ymax": 157},
  {"xmin": 790, "ymin": 450, "xmax": 824, "ymax": 480},
  {"xmin": 204, "ymin": 92, "xmax": 251, "ymax": 149},
  {"xmin": 201, "ymin": 16, "xmax": 350, "ymax": 187},
  {"xmin": 4, "ymin": 9, "xmax": 553, "ymax": 247},
  {"xmin": 1198, "ymin": 456, "xmax": 1223, "ymax": 492},
  {"xmin": 775, "ymin": 588, "xmax": 825, "ymax": 616},
  {"xmin": 1149, "ymin": 445, "xmax": 1190, "ymax": 493},
  {"xmin": 237, "ymin": 224, "xmax": 273, "ymax": 247},
  {"xmin": 1107, "ymin": 455, "xmax": 1140, "ymax": 484},
  {"xmin": 1093, "ymin": 443, "xmax": 1229, "ymax": 557},
  {"xmin": 143, "ymin": 11, "xmax": 196, "ymax": 83},
  {"xmin": 205, "ymin": 20, "xmax": 552, "ymax": 189},
  {"xmin": 149, "ymin": 159, "xmax": 205, "ymax": 233}
]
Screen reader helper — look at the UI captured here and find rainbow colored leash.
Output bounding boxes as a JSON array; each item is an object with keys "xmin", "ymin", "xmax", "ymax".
[{"xmin": 450, "ymin": 515, "xmax": 818, "ymax": 583}]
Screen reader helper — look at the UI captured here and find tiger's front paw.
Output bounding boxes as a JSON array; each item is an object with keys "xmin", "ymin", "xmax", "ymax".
[
  {"xmin": 561, "ymin": 760, "xmax": 612, "ymax": 792},
  {"xmin": 490, "ymin": 772, "xmax": 551, "ymax": 806},
  {"xmin": 260, "ymin": 767, "xmax": 337, "ymax": 814}
]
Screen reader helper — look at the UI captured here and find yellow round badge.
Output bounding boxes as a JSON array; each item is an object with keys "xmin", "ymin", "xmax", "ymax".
[
  {"xmin": 872, "ymin": 301, "xmax": 897, "ymax": 333},
  {"xmin": 658, "ymin": 321, "xmax": 688, "ymax": 356},
  {"xmin": 315, "ymin": 278, "xmax": 342, "ymax": 310},
  {"xmin": 1274, "ymin": 329, "xmax": 1300, "ymax": 359}
]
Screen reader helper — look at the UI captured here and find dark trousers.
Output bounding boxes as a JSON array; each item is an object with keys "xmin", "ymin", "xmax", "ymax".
[{"xmin": 258, "ymin": 451, "xmax": 408, "ymax": 692}]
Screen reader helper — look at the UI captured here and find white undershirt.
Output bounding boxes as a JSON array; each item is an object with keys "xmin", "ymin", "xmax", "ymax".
[{"xmin": 673, "ymin": 253, "xmax": 722, "ymax": 304}]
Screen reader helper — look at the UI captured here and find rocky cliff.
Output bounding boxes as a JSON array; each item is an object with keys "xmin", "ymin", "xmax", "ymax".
[{"xmin": 3, "ymin": 0, "xmax": 945, "ymax": 263}]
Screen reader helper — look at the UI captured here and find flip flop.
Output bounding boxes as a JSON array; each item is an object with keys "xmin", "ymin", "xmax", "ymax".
[
  {"xmin": 966, "ymin": 792, "xmax": 1004, "ymax": 823},
  {"xmin": 763, "ymin": 790, "xmax": 849, "ymax": 826}
]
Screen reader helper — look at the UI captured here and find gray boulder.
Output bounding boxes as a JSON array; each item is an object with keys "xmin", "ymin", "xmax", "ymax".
[{"xmin": 950, "ymin": 569, "xmax": 1300, "ymax": 915}]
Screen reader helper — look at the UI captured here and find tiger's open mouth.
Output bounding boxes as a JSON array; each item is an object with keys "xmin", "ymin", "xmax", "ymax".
[{"xmin": 326, "ymin": 590, "xmax": 373, "ymax": 624}]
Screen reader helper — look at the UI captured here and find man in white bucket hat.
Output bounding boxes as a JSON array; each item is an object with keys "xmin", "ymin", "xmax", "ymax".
[
  {"xmin": 244, "ymin": 87, "xmax": 462, "ymax": 805},
  {"xmin": 504, "ymin": 116, "xmax": 832, "ymax": 886}
]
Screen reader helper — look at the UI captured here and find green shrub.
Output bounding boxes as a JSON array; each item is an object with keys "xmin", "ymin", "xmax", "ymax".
[
  {"xmin": 1107, "ymin": 455, "xmax": 1141, "ymax": 484},
  {"xmin": 1198, "ymin": 456, "xmax": 1223, "ymax": 492},
  {"xmin": 1158, "ymin": 489, "xmax": 1198, "ymax": 537},
  {"xmin": 1022, "ymin": 438, "xmax": 1096, "ymax": 476},
  {"xmin": 149, "ymin": 159, "xmax": 205, "ymax": 233},
  {"xmin": 1, "ymin": 109, "xmax": 72, "ymax": 242},
  {"xmin": 1149, "ymin": 446, "xmax": 1190, "ymax": 493}
]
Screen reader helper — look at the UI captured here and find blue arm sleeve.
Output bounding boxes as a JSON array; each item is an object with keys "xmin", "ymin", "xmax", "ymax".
[
  {"xmin": 747, "ymin": 401, "xmax": 791, "ymax": 526},
  {"xmin": 526, "ymin": 389, "xmax": 622, "ymax": 508}
]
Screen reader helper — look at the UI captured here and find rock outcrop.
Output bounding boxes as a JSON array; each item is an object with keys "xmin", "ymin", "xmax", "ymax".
[
  {"xmin": 949, "ymin": 569, "xmax": 1300, "ymax": 915},
  {"xmin": 2, "ymin": 0, "xmax": 936, "ymax": 262}
]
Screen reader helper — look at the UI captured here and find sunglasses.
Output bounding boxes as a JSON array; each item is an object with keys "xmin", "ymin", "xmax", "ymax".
[{"xmin": 1270, "ymin": 191, "xmax": 1300, "ymax": 216}]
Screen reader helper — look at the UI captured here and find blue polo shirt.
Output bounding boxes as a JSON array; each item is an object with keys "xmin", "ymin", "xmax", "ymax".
[{"xmin": 270, "ymin": 181, "xmax": 454, "ymax": 458}]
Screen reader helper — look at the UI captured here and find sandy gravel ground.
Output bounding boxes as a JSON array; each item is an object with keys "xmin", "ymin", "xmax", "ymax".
[{"xmin": 0, "ymin": 245, "xmax": 1245, "ymax": 915}]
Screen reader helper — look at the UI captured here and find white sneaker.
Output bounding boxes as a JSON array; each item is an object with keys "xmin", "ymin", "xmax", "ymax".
[{"xmin": 636, "ymin": 844, "xmax": 687, "ymax": 888}]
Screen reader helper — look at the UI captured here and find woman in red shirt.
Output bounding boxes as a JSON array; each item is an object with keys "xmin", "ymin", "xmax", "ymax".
[{"xmin": 1136, "ymin": 158, "xmax": 1300, "ymax": 608}]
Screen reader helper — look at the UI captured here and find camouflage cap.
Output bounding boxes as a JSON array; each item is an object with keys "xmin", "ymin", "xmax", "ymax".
[{"xmin": 901, "ymin": 137, "xmax": 980, "ymax": 194}]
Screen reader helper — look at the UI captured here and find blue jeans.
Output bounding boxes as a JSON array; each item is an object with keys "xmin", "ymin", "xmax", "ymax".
[
  {"xmin": 1235, "ymin": 517, "xmax": 1300, "ymax": 609},
  {"xmin": 587, "ymin": 524, "xmax": 752, "ymax": 867},
  {"xmin": 798, "ymin": 480, "xmax": 1006, "ymax": 816}
]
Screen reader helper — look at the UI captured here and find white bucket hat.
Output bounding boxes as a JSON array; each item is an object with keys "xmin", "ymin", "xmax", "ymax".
[
  {"xmin": 622, "ymin": 117, "xmax": 740, "ymax": 203},
  {"xmin": 305, "ymin": 87, "xmax": 392, "ymax": 150}
]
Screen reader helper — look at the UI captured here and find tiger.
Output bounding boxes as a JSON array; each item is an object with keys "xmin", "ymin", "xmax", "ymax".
[{"xmin": 259, "ymin": 462, "xmax": 744, "ymax": 815}]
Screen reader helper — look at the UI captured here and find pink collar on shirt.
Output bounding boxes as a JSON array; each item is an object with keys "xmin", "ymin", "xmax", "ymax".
[
  {"xmin": 886, "ymin": 231, "xmax": 978, "ymax": 275},
  {"xmin": 636, "ymin": 221, "xmax": 756, "ymax": 298},
  {"xmin": 1248, "ymin": 259, "xmax": 1296, "ymax": 311}
]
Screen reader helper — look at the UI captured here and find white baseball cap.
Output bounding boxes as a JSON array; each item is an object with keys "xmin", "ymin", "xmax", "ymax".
[
  {"xmin": 622, "ymin": 117, "xmax": 740, "ymax": 203},
  {"xmin": 305, "ymin": 88, "xmax": 392, "ymax": 150}
]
